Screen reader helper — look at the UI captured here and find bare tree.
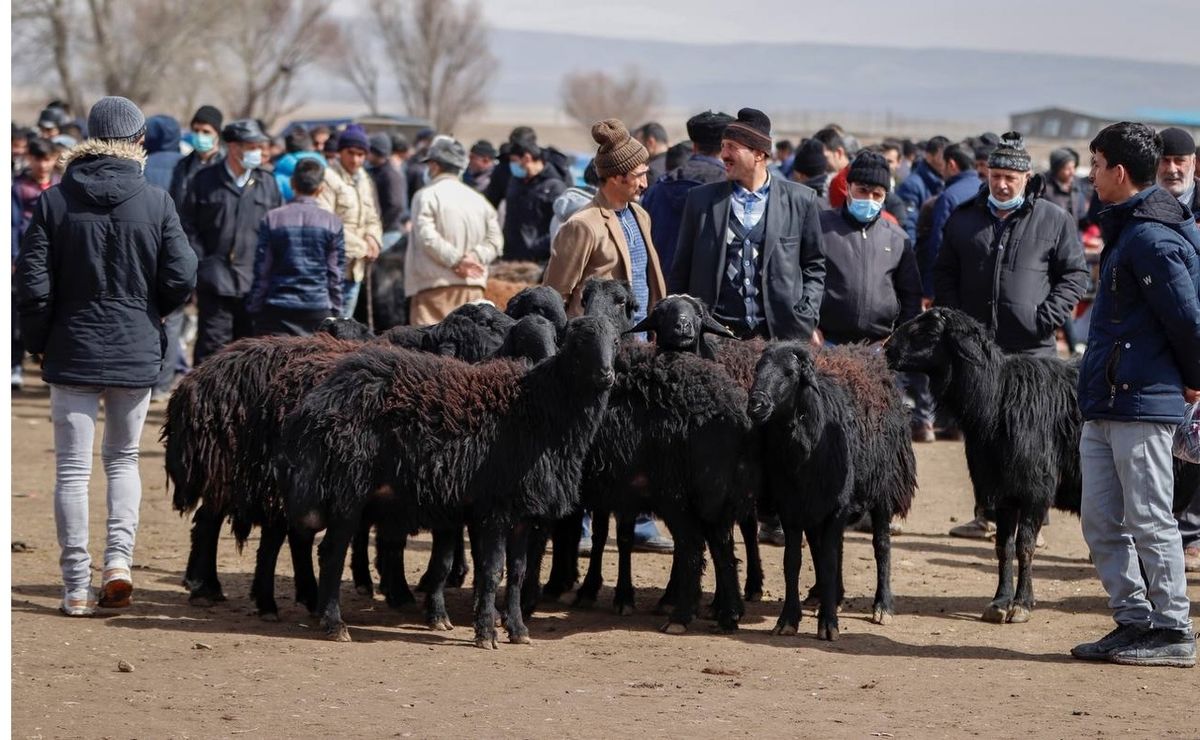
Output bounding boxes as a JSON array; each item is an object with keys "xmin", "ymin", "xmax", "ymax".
[
  {"xmin": 336, "ymin": 22, "xmax": 382, "ymax": 115},
  {"xmin": 218, "ymin": 0, "xmax": 342, "ymax": 128},
  {"xmin": 561, "ymin": 67, "xmax": 665, "ymax": 131},
  {"xmin": 370, "ymin": 0, "xmax": 496, "ymax": 131},
  {"xmin": 12, "ymin": 0, "xmax": 86, "ymax": 115}
]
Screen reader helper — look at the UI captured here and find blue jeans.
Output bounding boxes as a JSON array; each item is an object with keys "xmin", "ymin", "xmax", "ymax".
[
  {"xmin": 155, "ymin": 307, "xmax": 185, "ymax": 394},
  {"xmin": 51, "ymin": 385, "xmax": 152, "ymax": 593},
  {"xmin": 341, "ymin": 280, "xmax": 362, "ymax": 319},
  {"xmin": 1080, "ymin": 419, "xmax": 1192, "ymax": 632}
]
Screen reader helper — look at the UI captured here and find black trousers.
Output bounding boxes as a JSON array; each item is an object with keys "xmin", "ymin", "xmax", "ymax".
[
  {"xmin": 194, "ymin": 291, "xmax": 253, "ymax": 366},
  {"xmin": 252, "ymin": 307, "xmax": 330, "ymax": 338}
]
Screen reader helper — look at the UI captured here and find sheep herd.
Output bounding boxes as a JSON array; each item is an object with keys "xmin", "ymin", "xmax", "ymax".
[{"xmin": 161, "ymin": 281, "xmax": 1197, "ymax": 649}]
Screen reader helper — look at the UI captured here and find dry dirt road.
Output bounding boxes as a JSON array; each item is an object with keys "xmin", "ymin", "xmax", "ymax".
[{"xmin": 10, "ymin": 375, "xmax": 1200, "ymax": 738}]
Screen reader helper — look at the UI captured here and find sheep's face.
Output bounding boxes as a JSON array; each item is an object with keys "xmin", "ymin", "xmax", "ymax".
[
  {"xmin": 506, "ymin": 286, "xmax": 568, "ymax": 342},
  {"xmin": 628, "ymin": 295, "xmax": 735, "ymax": 352},
  {"xmin": 885, "ymin": 310, "xmax": 950, "ymax": 373},
  {"xmin": 317, "ymin": 317, "xmax": 374, "ymax": 341},
  {"xmin": 748, "ymin": 343, "xmax": 817, "ymax": 424},
  {"xmin": 559, "ymin": 315, "xmax": 618, "ymax": 390},
  {"xmin": 582, "ymin": 278, "xmax": 638, "ymax": 333},
  {"xmin": 502, "ymin": 315, "xmax": 559, "ymax": 363}
]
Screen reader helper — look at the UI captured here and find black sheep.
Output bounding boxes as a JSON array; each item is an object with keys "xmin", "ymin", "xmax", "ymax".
[
  {"xmin": 317, "ymin": 317, "xmax": 376, "ymax": 341},
  {"xmin": 748, "ymin": 342, "xmax": 916, "ymax": 640},
  {"xmin": 505, "ymin": 284, "xmax": 569, "ymax": 342},
  {"xmin": 282, "ymin": 316, "xmax": 619, "ymax": 646},
  {"xmin": 884, "ymin": 308, "xmax": 1196, "ymax": 624}
]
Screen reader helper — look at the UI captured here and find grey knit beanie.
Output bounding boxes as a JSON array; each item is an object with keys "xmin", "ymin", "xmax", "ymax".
[{"xmin": 87, "ymin": 96, "xmax": 146, "ymax": 141}]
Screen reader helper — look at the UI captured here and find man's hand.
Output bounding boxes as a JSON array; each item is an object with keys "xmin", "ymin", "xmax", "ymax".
[
  {"xmin": 810, "ymin": 328, "xmax": 824, "ymax": 348},
  {"xmin": 1185, "ymin": 388, "xmax": 1200, "ymax": 404},
  {"xmin": 921, "ymin": 297, "xmax": 934, "ymax": 311},
  {"xmin": 365, "ymin": 236, "xmax": 381, "ymax": 261},
  {"xmin": 453, "ymin": 253, "xmax": 485, "ymax": 280}
]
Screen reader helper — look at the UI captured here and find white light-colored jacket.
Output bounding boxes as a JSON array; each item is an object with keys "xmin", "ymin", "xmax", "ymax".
[{"xmin": 404, "ymin": 173, "xmax": 503, "ymax": 295}]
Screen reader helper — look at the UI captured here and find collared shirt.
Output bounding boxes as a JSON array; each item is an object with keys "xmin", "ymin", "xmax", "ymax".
[
  {"xmin": 1178, "ymin": 181, "xmax": 1196, "ymax": 210},
  {"xmin": 224, "ymin": 160, "xmax": 252, "ymax": 189},
  {"xmin": 730, "ymin": 173, "xmax": 771, "ymax": 230},
  {"xmin": 616, "ymin": 206, "xmax": 651, "ymax": 328}
]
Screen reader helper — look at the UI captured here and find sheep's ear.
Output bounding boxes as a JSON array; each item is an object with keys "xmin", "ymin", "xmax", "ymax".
[
  {"xmin": 626, "ymin": 304, "xmax": 661, "ymax": 335},
  {"xmin": 700, "ymin": 313, "xmax": 736, "ymax": 339}
]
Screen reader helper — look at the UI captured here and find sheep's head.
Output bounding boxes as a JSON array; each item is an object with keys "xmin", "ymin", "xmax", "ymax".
[
  {"xmin": 748, "ymin": 342, "xmax": 819, "ymax": 424},
  {"xmin": 582, "ymin": 278, "xmax": 637, "ymax": 334},
  {"xmin": 431, "ymin": 302, "xmax": 517, "ymax": 361},
  {"xmin": 558, "ymin": 315, "xmax": 618, "ymax": 390},
  {"xmin": 628, "ymin": 294, "xmax": 735, "ymax": 358},
  {"xmin": 496, "ymin": 314, "xmax": 559, "ymax": 364},
  {"xmin": 505, "ymin": 285, "xmax": 568, "ymax": 344},
  {"xmin": 885, "ymin": 307, "xmax": 991, "ymax": 379},
  {"xmin": 317, "ymin": 317, "xmax": 374, "ymax": 341}
]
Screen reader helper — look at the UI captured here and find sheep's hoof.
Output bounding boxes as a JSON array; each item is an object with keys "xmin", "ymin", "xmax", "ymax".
[
  {"xmin": 428, "ymin": 617, "xmax": 454, "ymax": 631},
  {"xmin": 817, "ymin": 624, "xmax": 840, "ymax": 641},
  {"xmin": 871, "ymin": 607, "xmax": 894, "ymax": 626},
  {"xmin": 508, "ymin": 633, "xmax": 532, "ymax": 645},
  {"xmin": 981, "ymin": 604, "xmax": 1008, "ymax": 623},
  {"xmin": 615, "ymin": 603, "xmax": 634, "ymax": 617},
  {"xmin": 1006, "ymin": 605, "xmax": 1031, "ymax": 624},
  {"xmin": 188, "ymin": 592, "xmax": 225, "ymax": 608},
  {"xmin": 259, "ymin": 611, "xmax": 280, "ymax": 623},
  {"xmin": 326, "ymin": 624, "xmax": 352, "ymax": 642},
  {"xmin": 660, "ymin": 621, "xmax": 688, "ymax": 635},
  {"xmin": 772, "ymin": 622, "xmax": 798, "ymax": 636},
  {"xmin": 474, "ymin": 636, "xmax": 499, "ymax": 650}
]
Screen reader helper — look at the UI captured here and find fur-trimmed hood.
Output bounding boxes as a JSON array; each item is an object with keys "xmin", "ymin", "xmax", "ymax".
[{"xmin": 61, "ymin": 139, "xmax": 148, "ymax": 207}]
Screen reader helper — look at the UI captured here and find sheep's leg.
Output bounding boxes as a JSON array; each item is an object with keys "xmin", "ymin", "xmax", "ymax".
[
  {"xmin": 870, "ymin": 504, "xmax": 895, "ymax": 625},
  {"xmin": 656, "ymin": 554, "xmax": 681, "ymax": 615},
  {"xmin": 772, "ymin": 519, "xmax": 805, "ymax": 636},
  {"xmin": 543, "ymin": 511, "xmax": 583, "ymax": 599},
  {"xmin": 378, "ymin": 521, "xmax": 415, "ymax": 609},
  {"xmin": 185, "ymin": 502, "xmax": 227, "ymax": 605},
  {"xmin": 739, "ymin": 513, "xmax": 764, "ymax": 603},
  {"xmin": 286, "ymin": 526, "xmax": 318, "ymax": 614},
  {"xmin": 503, "ymin": 521, "xmax": 533, "ymax": 644},
  {"xmin": 612, "ymin": 513, "xmax": 637, "ymax": 616},
  {"xmin": 813, "ymin": 517, "xmax": 845, "ymax": 641},
  {"xmin": 419, "ymin": 525, "xmax": 463, "ymax": 592},
  {"xmin": 424, "ymin": 527, "xmax": 457, "ymax": 631},
  {"xmin": 661, "ymin": 527, "xmax": 704, "ymax": 634},
  {"xmin": 251, "ymin": 520, "xmax": 287, "ymax": 620},
  {"xmin": 521, "ymin": 521, "xmax": 549, "ymax": 616},
  {"xmin": 316, "ymin": 511, "xmax": 360, "ymax": 642},
  {"xmin": 1007, "ymin": 507, "xmax": 1042, "ymax": 624},
  {"xmin": 350, "ymin": 519, "xmax": 373, "ymax": 597},
  {"xmin": 705, "ymin": 522, "xmax": 742, "ymax": 632},
  {"xmin": 472, "ymin": 519, "xmax": 506, "ymax": 649},
  {"xmin": 573, "ymin": 509, "xmax": 608, "ymax": 608},
  {"xmin": 447, "ymin": 527, "xmax": 469, "ymax": 588},
  {"xmin": 982, "ymin": 506, "xmax": 1018, "ymax": 623}
]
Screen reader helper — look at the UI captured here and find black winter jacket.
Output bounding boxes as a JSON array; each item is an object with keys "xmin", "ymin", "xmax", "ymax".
[
  {"xmin": 817, "ymin": 208, "xmax": 922, "ymax": 343},
  {"xmin": 502, "ymin": 167, "xmax": 566, "ymax": 262},
  {"xmin": 180, "ymin": 161, "xmax": 282, "ymax": 297},
  {"xmin": 933, "ymin": 177, "xmax": 1089, "ymax": 355},
  {"xmin": 168, "ymin": 149, "xmax": 223, "ymax": 207},
  {"xmin": 16, "ymin": 140, "xmax": 198, "ymax": 388}
]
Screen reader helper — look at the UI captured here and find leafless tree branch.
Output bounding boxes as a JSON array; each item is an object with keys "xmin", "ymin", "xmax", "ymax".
[{"xmin": 561, "ymin": 67, "xmax": 665, "ymax": 132}]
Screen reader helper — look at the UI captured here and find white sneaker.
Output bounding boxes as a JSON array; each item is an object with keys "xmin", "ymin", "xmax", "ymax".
[{"xmin": 60, "ymin": 587, "xmax": 97, "ymax": 617}]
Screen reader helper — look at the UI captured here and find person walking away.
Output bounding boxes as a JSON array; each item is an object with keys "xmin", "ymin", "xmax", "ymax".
[
  {"xmin": 404, "ymin": 136, "xmax": 502, "ymax": 326},
  {"xmin": 180, "ymin": 119, "xmax": 282, "ymax": 365},
  {"xmin": 15, "ymin": 96, "xmax": 198, "ymax": 616}
]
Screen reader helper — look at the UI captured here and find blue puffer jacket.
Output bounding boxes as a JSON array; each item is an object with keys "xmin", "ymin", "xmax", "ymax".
[
  {"xmin": 246, "ymin": 195, "xmax": 345, "ymax": 314},
  {"xmin": 896, "ymin": 159, "xmax": 944, "ymax": 242},
  {"xmin": 143, "ymin": 114, "xmax": 182, "ymax": 194},
  {"xmin": 1079, "ymin": 186, "xmax": 1200, "ymax": 423}
]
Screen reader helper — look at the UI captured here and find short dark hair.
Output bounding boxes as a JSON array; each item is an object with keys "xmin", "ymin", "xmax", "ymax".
[
  {"xmin": 509, "ymin": 135, "xmax": 542, "ymax": 160},
  {"xmin": 925, "ymin": 136, "xmax": 950, "ymax": 155},
  {"xmin": 291, "ymin": 158, "xmax": 325, "ymax": 196},
  {"xmin": 1089, "ymin": 122, "xmax": 1162, "ymax": 187},
  {"xmin": 638, "ymin": 122, "xmax": 668, "ymax": 144},
  {"xmin": 27, "ymin": 137, "xmax": 55, "ymax": 159},
  {"xmin": 775, "ymin": 139, "xmax": 793, "ymax": 153},
  {"xmin": 879, "ymin": 139, "xmax": 901, "ymax": 156},
  {"xmin": 813, "ymin": 127, "xmax": 844, "ymax": 153},
  {"xmin": 901, "ymin": 139, "xmax": 917, "ymax": 158},
  {"xmin": 285, "ymin": 128, "xmax": 313, "ymax": 153},
  {"xmin": 390, "ymin": 133, "xmax": 409, "ymax": 155},
  {"xmin": 942, "ymin": 142, "xmax": 974, "ymax": 173}
]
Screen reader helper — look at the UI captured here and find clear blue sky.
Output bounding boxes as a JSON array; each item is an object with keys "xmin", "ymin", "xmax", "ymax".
[{"xmin": 461, "ymin": 0, "xmax": 1198, "ymax": 66}]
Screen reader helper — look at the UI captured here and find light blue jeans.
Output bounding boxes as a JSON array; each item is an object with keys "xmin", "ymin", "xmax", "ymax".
[
  {"xmin": 1080, "ymin": 419, "xmax": 1193, "ymax": 632},
  {"xmin": 341, "ymin": 279, "xmax": 362, "ymax": 319},
  {"xmin": 51, "ymin": 385, "xmax": 151, "ymax": 592}
]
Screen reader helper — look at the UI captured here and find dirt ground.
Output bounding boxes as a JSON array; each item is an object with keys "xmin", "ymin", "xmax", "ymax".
[{"xmin": 10, "ymin": 371, "xmax": 1200, "ymax": 740}]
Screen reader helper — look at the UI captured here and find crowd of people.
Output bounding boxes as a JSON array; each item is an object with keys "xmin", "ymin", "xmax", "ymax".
[{"xmin": 11, "ymin": 93, "xmax": 1200, "ymax": 666}]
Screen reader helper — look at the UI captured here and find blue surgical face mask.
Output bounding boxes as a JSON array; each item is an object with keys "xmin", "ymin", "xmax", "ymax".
[
  {"xmin": 193, "ymin": 131, "xmax": 216, "ymax": 153},
  {"xmin": 988, "ymin": 192, "xmax": 1025, "ymax": 211},
  {"xmin": 509, "ymin": 161, "xmax": 527, "ymax": 179},
  {"xmin": 847, "ymin": 196, "xmax": 883, "ymax": 223},
  {"xmin": 241, "ymin": 149, "xmax": 263, "ymax": 170}
]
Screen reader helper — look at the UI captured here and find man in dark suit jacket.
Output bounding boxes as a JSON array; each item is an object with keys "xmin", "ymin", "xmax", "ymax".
[{"xmin": 669, "ymin": 107, "xmax": 825, "ymax": 342}]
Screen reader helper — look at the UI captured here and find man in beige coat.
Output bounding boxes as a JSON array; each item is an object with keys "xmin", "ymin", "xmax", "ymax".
[
  {"xmin": 543, "ymin": 118, "xmax": 673, "ymax": 554},
  {"xmin": 317, "ymin": 125, "xmax": 383, "ymax": 317},
  {"xmin": 544, "ymin": 119, "xmax": 666, "ymax": 321},
  {"xmin": 405, "ymin": 136, "xmax": 503, "ymax": 326}
]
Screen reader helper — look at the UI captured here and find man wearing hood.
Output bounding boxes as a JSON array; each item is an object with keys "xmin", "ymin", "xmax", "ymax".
[
  {"xmin": 16, "ymin": 96, "xmax": 197, "ymax": 616},
  {"xmin": 1072, "ymin": 122, "xmax": 1200, "ymax": 668},
  {"xmin": 640, "ymin": 110, "xmax": 734, "ymax": 271},
  {"xmin": 143, "ymin": 114, "xmax": 182, "ymax": 193}
]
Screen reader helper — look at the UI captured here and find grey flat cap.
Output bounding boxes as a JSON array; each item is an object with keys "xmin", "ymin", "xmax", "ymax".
[
  {"xmin": 221, "ymin": 119, "xmax": 270, "ymax": 144},
  {"xmin": 418, "ymin": 135, "xmax": 468, "ymax": 170}
]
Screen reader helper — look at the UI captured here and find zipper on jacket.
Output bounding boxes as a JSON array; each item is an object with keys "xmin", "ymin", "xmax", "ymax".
[{"xmin": 1105, "ymin": 341, "xmax": 1123, "ymax": 409}]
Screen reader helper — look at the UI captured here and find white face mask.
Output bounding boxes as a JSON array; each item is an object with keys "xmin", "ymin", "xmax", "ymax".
[{"xmin": 241, "ymin": 149, "xmax": 263, "ymax": 169}]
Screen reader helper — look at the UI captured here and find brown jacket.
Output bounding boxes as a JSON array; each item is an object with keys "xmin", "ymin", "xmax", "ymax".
[{"xmin": 543, "ymin": 190, "xmax": 666, "ymax": 317}]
